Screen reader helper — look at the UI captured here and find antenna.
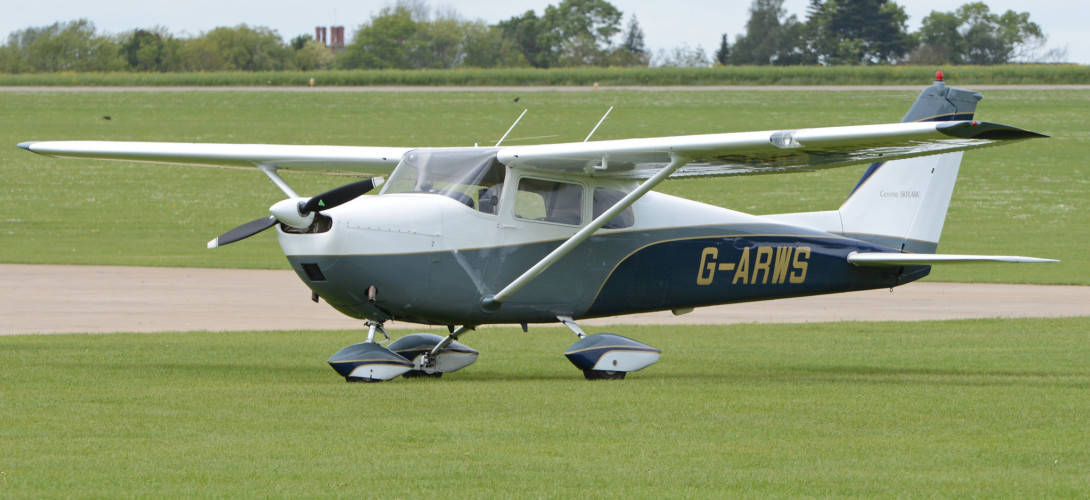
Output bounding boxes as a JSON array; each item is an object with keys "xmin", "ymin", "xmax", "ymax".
[
  {"xmin": 583, "ymin": 106, "xmax": 614, "ymax": 142},
  {"xmin": 495, "ymin": 109, "xmax": 528, "ymax": 147}
]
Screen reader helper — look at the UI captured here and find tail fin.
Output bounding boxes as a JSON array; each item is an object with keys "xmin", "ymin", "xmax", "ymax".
[{"xmin": 837, "ymin": 74, "xmax": 982, "ymax": 253}]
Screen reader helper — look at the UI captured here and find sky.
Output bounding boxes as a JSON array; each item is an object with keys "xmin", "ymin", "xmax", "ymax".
[{"xmin": 3, "ymin": 0, "xmax": 1085, "ymax": 64}]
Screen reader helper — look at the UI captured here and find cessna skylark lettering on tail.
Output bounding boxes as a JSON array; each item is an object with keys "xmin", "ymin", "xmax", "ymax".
[{"xmin": 18, "ymin": 73, "xmax": 1056, "ymax": 382}]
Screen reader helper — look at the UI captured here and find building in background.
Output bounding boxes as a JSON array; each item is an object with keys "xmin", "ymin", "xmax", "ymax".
[{"xmin": 315, "ymin": 26, "xmax": 345, "ymax": 54}]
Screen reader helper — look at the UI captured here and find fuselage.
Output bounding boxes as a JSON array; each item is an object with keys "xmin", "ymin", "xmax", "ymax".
[{"xmin": 279, "ymin": 172, "xmax": 922, "ymax": 326}]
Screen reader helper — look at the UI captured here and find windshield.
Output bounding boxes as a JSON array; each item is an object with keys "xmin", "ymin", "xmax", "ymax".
[{"xmin": 382, "ymin": 148, "xmax": 505, "ymax": 211}]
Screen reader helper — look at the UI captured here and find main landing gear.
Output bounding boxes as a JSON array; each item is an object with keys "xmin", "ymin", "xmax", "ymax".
[
  {"xmin": 327, "ymin": 322, "xmax": 479, "ymax": 382},
  {"xmin": 558, "ymin": 316, "xmax": 661, "ymax": 380},
  {"xmin": 326, "ymin": 318, "xmax": 661, "ymax": 382}
]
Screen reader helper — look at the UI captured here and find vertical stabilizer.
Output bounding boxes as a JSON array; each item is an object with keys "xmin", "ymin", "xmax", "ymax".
[{"xmin": 837, "ymin": 74, "xmax": 982, "ymax": 253}]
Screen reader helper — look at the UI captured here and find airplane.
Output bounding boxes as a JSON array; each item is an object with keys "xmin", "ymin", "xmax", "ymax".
[{"xmin": 17, "ymin": 73, "xmax": 1056, "ymax": 382}]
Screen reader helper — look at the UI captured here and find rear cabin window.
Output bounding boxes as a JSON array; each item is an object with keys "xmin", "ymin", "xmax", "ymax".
[
  {"xmin": 515, "ymin": 178, "xmax": 583, "ymax": 225},
  {"xmin": 592, "ymin": 188, "xmax": 635, "ymax": 229}
]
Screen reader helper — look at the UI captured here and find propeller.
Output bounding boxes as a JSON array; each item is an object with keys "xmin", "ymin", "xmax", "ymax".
[
  {"xmin": 207, "ymin": 177, "xmax": 382, "ymax": 249},
  {"xmin": 208, "ymin": 216, "xmax": 277, "ymax": 249},
  {"xmin": 297, "ymin": 178, "xmax": 379, "ymax": 216}
]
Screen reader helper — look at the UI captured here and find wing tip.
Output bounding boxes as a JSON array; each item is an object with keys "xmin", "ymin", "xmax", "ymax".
[
  {"xmin": 17, "ymin": 142, "xmax": 32, "ymax": 151},
  {"xmin": 937, "ymin": 121, "xmax": 1048, "ymax": 140}
]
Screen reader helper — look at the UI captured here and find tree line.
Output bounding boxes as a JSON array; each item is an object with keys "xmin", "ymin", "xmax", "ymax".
[
  {"xmin": 719, "ymin": 0, "xmax": 1061, "ymax": 66},
  {"xmin": 0, "ymin": 0, "xmax": 1061, "ymax": 74}
]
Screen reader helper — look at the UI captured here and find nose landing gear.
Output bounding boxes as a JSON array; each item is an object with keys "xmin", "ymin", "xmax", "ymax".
[{"xmin": 327, "ymin": 322, "xmax": 479, "ymax": 382}]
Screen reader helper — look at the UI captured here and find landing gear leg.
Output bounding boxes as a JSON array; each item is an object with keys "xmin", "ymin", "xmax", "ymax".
[
  {"xmin": 415, "ymin": 325, "xmax": 476, "ymax": 375},
  {"xmin": 364, "ymin": 320, "xmax": 389, "ymax": 344},
  {"xmin": 383, "ymin": 326, "xmax": 480, "ymax": 378},
  {"xmin": 558, "ymin": 315, "xmax": 660, "ymax": 380}
]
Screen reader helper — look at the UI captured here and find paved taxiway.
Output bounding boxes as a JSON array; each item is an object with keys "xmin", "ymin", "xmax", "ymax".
[{"xmin": 3, "ymin": 264, "xmax": 1087, "ymax": 335}]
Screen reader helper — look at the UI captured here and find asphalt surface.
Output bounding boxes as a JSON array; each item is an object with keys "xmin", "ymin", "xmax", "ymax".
[{"xmin": 3, "ymin": 264, "xmax": 1086, "ymax": 335}]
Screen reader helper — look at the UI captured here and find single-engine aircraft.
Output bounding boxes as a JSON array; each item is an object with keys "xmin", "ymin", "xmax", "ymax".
[{"xmin": 18, "ymin": 74, "xmax": 1057, "ymax": 381}]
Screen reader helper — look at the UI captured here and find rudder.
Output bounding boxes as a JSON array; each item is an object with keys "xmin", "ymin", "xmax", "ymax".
[{"xmin": 838, "ymin": 74, "xmax": 982, "ymax": 254}]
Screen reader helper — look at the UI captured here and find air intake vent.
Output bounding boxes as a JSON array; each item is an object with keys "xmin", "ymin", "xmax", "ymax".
[{"xmin": 301, "ymin": 263, "xmax": 326, "ymax": 281}]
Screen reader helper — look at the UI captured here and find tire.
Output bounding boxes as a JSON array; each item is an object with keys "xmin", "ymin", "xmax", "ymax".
[
  {"xmin": 346, "ymin": 377, "xmax": 385, "ymax": 383},
  {"xmin": 582, "ymin": 369, "xmax": 626, "ymax": 380}
]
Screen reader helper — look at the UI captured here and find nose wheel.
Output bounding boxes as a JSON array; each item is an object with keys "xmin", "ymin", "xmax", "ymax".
[{"xmin": 582, "ymin": 369, "xmax": 627, "ymax": 380}]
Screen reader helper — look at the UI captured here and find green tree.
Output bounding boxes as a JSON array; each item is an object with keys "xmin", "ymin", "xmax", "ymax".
[
  {"xmin": 611, "ymin": 15, "xmax": 649, "ymax": 66},
  {"xmin": 0, "ymin": 44, "xmax": 23, "ymax": 72},
  {"xmin": 198, "ymin": 25, "xmax": 291, "ymax": 71},
  {"xmin": 913, "ymin": 2, "xmax": 1044, "ymax": 64},
  {"xmin": 908, "ymin": 10, "xmax": 962, "ymax": 64},
  {"xmin": 544, "ymin": 0, "xmax": 622, "ymax": 48},
  {"xmin": 806, "ymin": 0, "xmax": 912, "ymax": 64},
  {"xmin": 714, "ymin": 34, "xmax": 729, "ymax": 65},
  {"xmin": 294, "ymin": 39, "xmax": 333, "ymax": 70},
  {"xmin": 497, "ymin": 10, "xmax": 554, "ymax": 68},
  {"xmin": 4, "ymin": 19, "xmax": 123, "ymax": 72},
  {"xmin": 499, "ymin": 0, "xmax": 623, "ymax": 68},
  {"xmin": 177, "ymin": 36, "xmax": 226, "ymax": 71},
  {"xmin": 462, "ymin": 22, "xmax": 528, "ymax": 68},
  {"xmin": 415, "ymin": 15, "xmax": 465, "ymax": 69},
  {"xmin": 290, "ymin": 34, "xmax": 312, "ymax": 51},
  {"xmin": 341, "ymin": 3, "xmax": 535, "ymax": 70},
  {"xmin": 119, "ymin": 28, "xmax": 181, "ymax": 71},
  {"xmin": 339, "ymin": 6, "xmax": 422, "ymax": 69},
  {"xmin": 729, "ymin": 0, "xmax": 807, "ymax": 65}
]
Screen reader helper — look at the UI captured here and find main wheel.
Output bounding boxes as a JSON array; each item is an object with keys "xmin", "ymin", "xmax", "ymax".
[
  {"xmin": 583, "ymin": 369, "xmax": 626, "ymax": 380},
  {"xmin": 346, "ymin": 377, "xmax": 386, "ymax": 383}
]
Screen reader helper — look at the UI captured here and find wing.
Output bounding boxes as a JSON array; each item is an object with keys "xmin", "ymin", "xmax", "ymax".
[
  {"xmin": 17, "ymin": 141, "xmax": 408, "ymax": 176},
  {"xmin": 497, "ymin": 121, "xmax": 1046, "ymax": 179}
]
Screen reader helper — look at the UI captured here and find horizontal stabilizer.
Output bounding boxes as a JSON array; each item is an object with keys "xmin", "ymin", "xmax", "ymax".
[{"xmin": 847, "ymin": 252, "xmax": 1058, "ymax": 267}]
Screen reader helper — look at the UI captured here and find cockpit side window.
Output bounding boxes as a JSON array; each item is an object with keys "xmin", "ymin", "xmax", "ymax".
[
  {"xmin": 515, "ymin": 178, "xmax": 583, "ymax": 225},
  {"xmin": 592, "ymin": 188, "xmax": 635, "ymax": 229}
]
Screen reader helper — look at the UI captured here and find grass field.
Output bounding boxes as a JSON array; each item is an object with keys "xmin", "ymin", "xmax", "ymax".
[
  {"xmin": 1, "ymin": 65, "xmax": 1089, "ymax": 87},
  {"xmin": 3, "ymin": 86, "xmax": 1086, "ymax": 498},
  {"xmin": 1, "ymin": 317, "xmax": 1087, "ymax": 497},
  {"xmin": 2, "ymin": 87, "xmax": 1086, "ymax": 283}
]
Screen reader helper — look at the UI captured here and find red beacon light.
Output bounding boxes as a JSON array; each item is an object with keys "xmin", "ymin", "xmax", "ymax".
[{"xmin": 935, "ymin": 70, "xmax": 944, "ymax": 82}]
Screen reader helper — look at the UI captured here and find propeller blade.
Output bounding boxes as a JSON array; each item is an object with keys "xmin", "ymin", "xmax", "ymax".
[
  {"xmin": 207, "ymin": 216, "xmax": 277, "ymax": 249},
  {"xmin": 299, "ymin": 178, "xmax": 378, "ymax": 215}
]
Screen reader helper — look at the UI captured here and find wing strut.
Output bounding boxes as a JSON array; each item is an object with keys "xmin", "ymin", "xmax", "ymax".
[
  {"xmin": 258, "ymin": 164, "xmax": 299, "ymax": 198},
  {"xmin": 481, "ymin": 155, "xmax": 689, "ymax": 311}
]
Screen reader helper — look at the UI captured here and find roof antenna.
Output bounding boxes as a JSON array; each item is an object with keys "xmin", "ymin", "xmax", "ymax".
[
  {"xmin": 495, "ymin": 109, "xmax": 528, "ymax": 147},
  {"xmin": 583, "ymin": 106, "xmax": 614, "ymax": 142}
]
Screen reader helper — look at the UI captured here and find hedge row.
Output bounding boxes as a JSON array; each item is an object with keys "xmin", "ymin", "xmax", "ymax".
[{"xmin": 1, "ymin": 65, "xmax": 1087, "ymax": 87}]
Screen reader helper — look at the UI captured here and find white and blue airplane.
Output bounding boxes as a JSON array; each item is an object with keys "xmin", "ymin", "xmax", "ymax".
[{"xmin": 18, "ymin": 74, "xmax": 1055, "ymax": 381}]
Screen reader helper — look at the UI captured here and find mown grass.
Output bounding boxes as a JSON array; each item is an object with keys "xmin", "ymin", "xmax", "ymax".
[
  {"xmin": 2, "ymin": 88, "xmax": 1085, "ymax": 283},
  {"xmin": 0, "ymin": 317, "xmax": 1087, "ymax": 497},
  {"xmin": 1, "ymin": 65, "xmax": 1088, "ymax": 87}
]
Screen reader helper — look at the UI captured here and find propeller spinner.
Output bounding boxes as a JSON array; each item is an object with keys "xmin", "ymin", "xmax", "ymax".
[{"xmin": 207, "ymin": 177, "xmax": 382, "ymax": 249}]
